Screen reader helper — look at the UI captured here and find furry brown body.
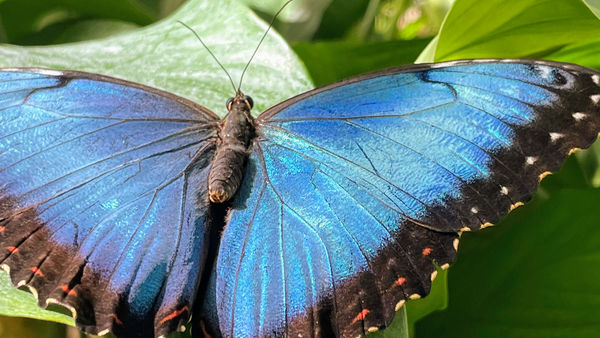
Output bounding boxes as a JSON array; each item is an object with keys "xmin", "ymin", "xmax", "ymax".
[{"xmin": 208, "ymin": 92, "xmax": 255, "ymax": 203}]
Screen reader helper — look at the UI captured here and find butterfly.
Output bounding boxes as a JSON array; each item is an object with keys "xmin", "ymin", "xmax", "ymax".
[{"xmin": 0, "ymin": 58, "xmax": 599, "ymax": 338}]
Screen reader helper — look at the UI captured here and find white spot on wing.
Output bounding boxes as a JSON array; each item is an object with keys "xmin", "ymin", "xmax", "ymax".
[
  {"xmin": 470, "ymin": 207, "xmax": 478, "ymax": 214},
  {"xmin": 572, "ymin": 112, "xmax": 587, "ymax": 121},
  {"xmin": 549, "ymin": 132, "xmax": 564, "ymax": 142},
  {"xmin": 536, "ymin": 65, "xmax": 552, "ymax": 79},
  {"xmin": 591, "ymin": 94, "xmax": 600, "ymax": 104},
  {"xmin": 500, "ymin": 186, "xmax": 509, "ymax": 195},
  {"xmin": 430, "ymin": 270, "xmax": 438, "ymax": 281},
  {"xmin": 525, "ymin": 156, "xmax": 537, "ymax": 165},
  {"xmin": 592, "ymin": 74, "xmax": 600, "ymax": 85},
  {"xmin": 395, "ymin": 300, "xmax": 406, "ymax": 311},
  {"xmin": 98, "ymin": 329, "xmax": 111, "ymax": 336}
]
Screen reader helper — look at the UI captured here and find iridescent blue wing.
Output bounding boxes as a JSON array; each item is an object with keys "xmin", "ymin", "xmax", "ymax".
[
  {"xmin": 214, "ymin": 60, "xmax": 600, "ymax": 337},
  {"xmin": 0, "ymin": 69, "xmax": 218, "ymax": 337}
]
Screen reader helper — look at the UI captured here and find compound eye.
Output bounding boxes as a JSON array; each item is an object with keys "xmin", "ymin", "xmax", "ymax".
[
  {"xmin": 244, "ymin": 95, "xmax": 254, "ymax": 109},
  {"xmin": 226, "ymin": 97, "xmax": 234, "ymax": 110}
]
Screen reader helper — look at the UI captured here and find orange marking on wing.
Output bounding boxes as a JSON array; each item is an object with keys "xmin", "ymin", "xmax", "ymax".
[
  {"xmin": 0, "ymin": 226, "xmax": 5, "ymax": 233},
  {"xmin": 30, "ymin": 267, "xmax": 44, "ymax": 277},
  {"xmin": 394, "ymin": 277, "xmax": 406, "ymax": 286},
  {"xmin": 108, "ymin": 313, "xmax": 123, "ymax": 325},
  {"xmin": 422, "ymin": 247, "xmax": 432, "ymax": 256},
  {"xmin": 7, "ymin": 246, "xmax": 17, "ymax": 253},
  {"xmin": 60, "ymin": 284, "xmax": 78, "ymax": 296},
  {"xmin": 159, "ymin": 306, "xmax": 189, "ymax": 325},
  {"xmin": 351, "ymin": 309, "xmax": 370, "ymax": 324}
]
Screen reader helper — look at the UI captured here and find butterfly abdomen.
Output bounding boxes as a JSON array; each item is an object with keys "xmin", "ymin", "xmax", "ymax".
[{"xmin": 209, "ymin": 93, "xmax": 256, "ymax": 203}]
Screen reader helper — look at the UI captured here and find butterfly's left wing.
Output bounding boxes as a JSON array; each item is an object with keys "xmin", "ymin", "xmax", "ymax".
[
  {"xmin": 0, "ymin": 69, "xmax": 219, "ymax": 337},
  {"xmin": 213, "ymin": 60, "xmax": 600, "ymax": 337}
]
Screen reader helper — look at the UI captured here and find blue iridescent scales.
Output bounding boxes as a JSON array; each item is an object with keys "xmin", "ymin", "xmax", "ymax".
[{"xmin": 0, "ymin": 60, "xmax": 599, "ymax": 338}]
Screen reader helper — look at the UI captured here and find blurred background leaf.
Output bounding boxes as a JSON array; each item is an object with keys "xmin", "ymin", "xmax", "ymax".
[
  {"xmin": 0, "ymin": 0, "xmax": 184, "ymax": 44},
  {"xmin": 432, "ymin": 0, "xmax": 600, "ymax": 61},
  {"xmin": 416, "ymin": 188, "xmax": 600, "ymax": 337},
  {"xmin": 585, "ymin": 0, "xmax": 600, "ymax": 19},
  {"xmin": 0, "ymin": 0, "xmax": 311, "ymax": 115},
  {"xmin": 292, "ymin": 38, "xmax": 429, "ymax": 86},
  {"xmin": 1, "ymin": 0, "xmax": 600, "ymax": 337}
]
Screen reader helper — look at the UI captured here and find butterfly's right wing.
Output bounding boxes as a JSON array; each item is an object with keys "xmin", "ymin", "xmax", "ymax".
[
  {"xmin": 0, "ymin": 69, "xmax": 218, "ymax": 337},
  {"xmin": 213, "ymin": 60, "xmax": 600, "ymax": 337}
]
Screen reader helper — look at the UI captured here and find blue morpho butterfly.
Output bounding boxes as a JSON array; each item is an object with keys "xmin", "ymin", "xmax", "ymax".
[{"xmin": 1, "ymin": 23, "xmax": 600, "ymax": 338}]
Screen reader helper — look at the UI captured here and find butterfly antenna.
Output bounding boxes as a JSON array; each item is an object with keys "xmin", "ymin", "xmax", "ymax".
[
  {"xmin": 237, "ymin": 0, "xmax": 294, "ymax": 91},
  {"xmin": 178, "ymin": 20, "xmax": 237, "ymax": 93}
]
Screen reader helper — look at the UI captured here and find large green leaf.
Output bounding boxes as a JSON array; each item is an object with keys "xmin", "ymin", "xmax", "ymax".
[
  {"xmin": 241, "ymin": 0, "xmax": 333, "ymax": 41},
  {"xmin": 0, "ymin": 0, "xmax": 311, "ymax": 115},
  {"xmin": 0, "ymin": 0, "xmax": 311, "ymax": 330},
  {"xmin": 416, "ymin": 188, "xmax": 600, "ymax": 337},
  {"xmin": 312, "ymin": 0, "xmax": 370, "ymax": 40},
  {"xmin": 0, "ymin": 273, "xmax": 73, "ymax": 326},
  {"xmin": 585, "ymin": 0, "xmax": 600, "ymax": 19},
  {"xmin": 546, "ymin": 37, "xmax": 600, "ymax": 70},
  {"xmin": 0, "ymin": 0, "xmax": 156, "ymax": 44},
  {"xmin": 292, "ymin": 38, "xmax": 430, "ymax": 86},
  {"xmin": 433, "ymin": 0, "xmax": 600, "ymax": 60}
]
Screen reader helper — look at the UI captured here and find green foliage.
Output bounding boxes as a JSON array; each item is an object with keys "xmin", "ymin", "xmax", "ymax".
[
  {"xmin": 432, "ymin": 0, "xmax": 600, "ymax": 61},
  {"xmin": 0, "ymin": 0, "xmax": 312, "ymax": 116},
  {"xmin": 293, "ymin": 38, "xmax": 430, "ymax": 86},
  {"xmin": 0, "ymin": 0, "xmax": 599, "ymax": 337},
  {"xmin": 0, "ymin": 273, "xmax": 73, "ymax": 326},
  {"xmin": 416, "ymin": 188, "xmax": 600, "ymax": 338}
]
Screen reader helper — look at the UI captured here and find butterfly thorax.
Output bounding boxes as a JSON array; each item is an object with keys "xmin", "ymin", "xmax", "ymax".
[{"xmin": 208, "ymin": 92, "xmax": 256, "ymax": 203}]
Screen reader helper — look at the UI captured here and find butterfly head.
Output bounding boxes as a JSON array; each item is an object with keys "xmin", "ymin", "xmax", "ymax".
[{"xmin": 226, "ymin": 92, "xmax": 254, "ymax": 112}]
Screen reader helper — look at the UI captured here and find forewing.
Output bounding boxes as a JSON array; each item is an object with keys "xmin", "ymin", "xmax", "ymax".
[
  {"xmin": 215, "ymin": 60, "xmax": 600, "ymax": 337},
  {"xmin": 0, "ymin": 69, "xmax": 218, "ymax": 337}
]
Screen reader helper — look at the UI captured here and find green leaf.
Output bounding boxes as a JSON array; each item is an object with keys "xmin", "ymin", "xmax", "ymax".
[
  {"xmin": 0, "ymin": 0, "xmax": 311, "ymax": 327},
  {"xmin": 0, "ymin": 315, "xmax": 72, "ymax": 338},
  {"xmin": 0, "ymin": 273, "xmax": 73, "ymax": 326},
  {"xmin": 0, "ymin": 0, "xmax": 311, "ymax": 116},
  {"xmin": 313, "ymin": 0, "xmax": 370, "ymax": 40},
  {"xmin": 414, "ymin": 35, "xmax": 438, "ymax": 63},
  {"xmin": 584, "ymin": 0, "xmax": 600, "ymax": 19},
  {"xmin": 21, "ymin": 19, "xmax": 140, "ymax": 45},
  {"xmin": 546, "ymin": 37, "xmax": 600, "ymax": 70},
  {"xmin": 406, "ymin": 268, "xmax": 448, "ymax": 334},
  {"xmin": 0, "ymin": 0, "xmax": 161, "ymax": 44},
  {"xmin": 293, "ymin": 38, "xmax": 430, "ymax": 86},
  {"xmin": 370, "ymin": 305, "xmax": 410, "ymax": 338},
  {"xmin": 433, "ymin": 0, "xmax": 600, "ymax": 60},
  {"xmin": 241, "ymin": 0, "xmax": 333, "ymax": 41},
  {"xmin": 416, "ymin": 188, "xmax": 600, "ymax": 337}
]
